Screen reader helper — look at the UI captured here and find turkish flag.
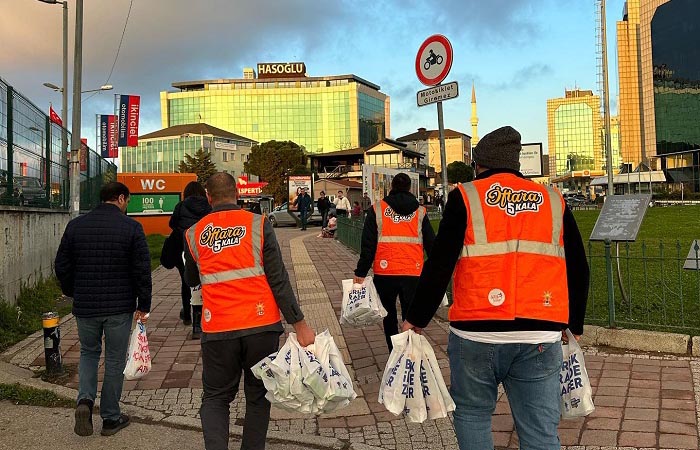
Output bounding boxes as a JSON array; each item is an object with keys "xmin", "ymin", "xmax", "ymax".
[{"xmin": 49, "ymin": 106, "xmax": 62, "ymax": 126}]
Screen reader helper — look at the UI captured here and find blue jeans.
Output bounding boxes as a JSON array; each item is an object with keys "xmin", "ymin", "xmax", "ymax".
[
  {"xmin": 447, "ymin": 332, "xmax": 563, "ymax": 450},
  {"xmin": 76, "ymin": 313, "xmax": 132, "ymax": 421}
]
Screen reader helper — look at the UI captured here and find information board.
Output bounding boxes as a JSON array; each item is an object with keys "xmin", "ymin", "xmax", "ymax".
[
  {"xmin": 127, "ymin": 193, "xmax": 180, "ymax": 215},
  {"xmin": 589, "ymin": 194, "xmax": 652, "ymax": 242},
  {"xmin": 683, "ymin": 240, "xmax": 700, "ymax": 270}
]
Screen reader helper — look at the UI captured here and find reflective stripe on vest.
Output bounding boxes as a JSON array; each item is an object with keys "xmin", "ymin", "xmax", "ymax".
[
  {"xmin": 187, "ymin": 214, "xmax": 264, "ymax": 285},
  {"xmin": 460, "ymin": 183, "xmax": 564, "ymax": 260},
  {"xmin": 375, "ymin": 202, "xmax": 424, "ymax": 245},
  {"xmin": 200, "ymin": 214, "xmax": 263, "ymax": 285}
]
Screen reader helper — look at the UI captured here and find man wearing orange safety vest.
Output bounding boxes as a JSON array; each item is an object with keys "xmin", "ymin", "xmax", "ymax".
[
  {"xmin": 403, "ymin": 126, "xmax": 589, "ymax": 450},
  {"xmin": 184, "ymin": 172, "xmax": 315, "ymax": 450},
  {"xmin": 354, "ymin": 172, "xmax": 435, "ymax": 350}
]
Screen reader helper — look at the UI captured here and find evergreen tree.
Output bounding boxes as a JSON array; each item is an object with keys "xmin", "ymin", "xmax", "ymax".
[
  {"xmin": 447, "ymin": 161, "xmax": 475, "ymax": 184},
  {"xmin": 178, "ymin": 148, "xmax": 217, "ymax": 183}
]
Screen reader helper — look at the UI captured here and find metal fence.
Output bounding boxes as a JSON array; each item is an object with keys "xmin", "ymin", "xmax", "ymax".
[
  {"xmin": 586, "ymin": 239, "xmax": 700, "ymax": 334},
  {"xmin": 0, "ymin": 77, "xmax": 116, "ymax": 210},
  {"xmin": 336, "ymin": 215, "xmax": 700, "ymax": 334}
]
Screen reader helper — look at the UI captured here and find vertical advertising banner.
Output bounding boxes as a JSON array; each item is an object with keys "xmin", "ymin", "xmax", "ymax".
[
  {"xmin": 108, "ymin": 114, "xmax": 118, "ymax": 158},
  {"xmin": 80, "ymin": 138, "xmax": 88, "ymax": 172},
  {"xmin": 287, "ymin": 175, "xmax": 312, "ymax": 212},
  {"xmin": 118, "ymin": 95, "xmax": 140, "ymax": 147},
  {"xmin": 99, "ymin": 115, "xmax": 110, "ymax": 158}
]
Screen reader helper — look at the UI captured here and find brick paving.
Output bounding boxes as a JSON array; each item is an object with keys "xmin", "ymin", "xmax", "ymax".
[{"xmin": 2, "ymin": 226, "xmax": 700, "ymax": 449}]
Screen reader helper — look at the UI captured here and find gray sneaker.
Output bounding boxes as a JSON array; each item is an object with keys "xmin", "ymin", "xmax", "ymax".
[{"xmin": 74, "ymin": 399, "xmax": 93, "ymax": 436}]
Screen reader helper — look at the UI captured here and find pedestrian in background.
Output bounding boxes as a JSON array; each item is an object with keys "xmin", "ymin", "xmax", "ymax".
[
  {"xmin": 334, "ymin": 189, "xmax": 351, "ymax": 217},
  {"xmin": 402, "ymin": 126, "xmax": 590, "ymax": 450},
  {"xmin": 351, "ymin": 200, "xmax": 362, "ymax": 219},
  {"xmin": 354, "ymin": 173, "xmax": 435, "ymax": 350},
  {"xmin": 293, "ymin": 187, "xmax": 312, "ymax": 230},
  {"xmin": 184, "ymin": 172, "xmax": 316, "ymax": 450},
  {"xmin": 317, "ymin": 190, "xmax": 331, "ymax": 228},
  {"xmin": 169, "ymin": 180, "xmax": 212, "ymax": 338},
  {"xmin": 55, "ymin": 181, "xmax": 151, "ymax": 437},
  {"xmin": 360, "ymin": 191, "xmax": 372, "ymax": 214}
]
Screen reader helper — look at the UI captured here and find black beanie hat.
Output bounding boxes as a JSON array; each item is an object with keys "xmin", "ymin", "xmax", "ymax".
[{"xmin": 473, "ymin": 126, "xmax": 522, "ymax": 171}]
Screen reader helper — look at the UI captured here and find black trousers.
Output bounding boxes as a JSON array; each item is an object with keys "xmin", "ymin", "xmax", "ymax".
[
  {"xmin": 200, "ymin": 331, "xmax": 280, "ymax": 450},
  {"xmin": 175, "ymin": 260, "xmax": 192, "ymax": 320},
  {"xmin": 373, "ymin": 275, "xmax": 420, "ymax": 351}
]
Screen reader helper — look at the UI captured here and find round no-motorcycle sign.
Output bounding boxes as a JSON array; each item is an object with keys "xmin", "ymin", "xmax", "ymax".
[{"xmin": 415, "ymin": 34, "xmax": 453, "ymax": 86}]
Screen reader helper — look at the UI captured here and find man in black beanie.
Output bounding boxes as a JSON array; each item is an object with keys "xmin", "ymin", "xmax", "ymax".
[
  {"xmin": 402, "ymin": 126, "xmax": 590, "ymax": 449},
  {"xmin": 353, "ymin": 172, "xmax": 435, "ymax": 350}
]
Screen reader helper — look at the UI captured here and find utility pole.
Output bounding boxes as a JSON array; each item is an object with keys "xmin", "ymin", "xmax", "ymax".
[
  {"xmin": 70, "ymin": 0, "xmax": 83, "ymax": 216},
  {"xmin": 61, "ymin": 1, "xmax": 68, "ymax": 173},
  {"xmin": 601, "ymin": 0, "xmax": 615, "ymax": 196}
]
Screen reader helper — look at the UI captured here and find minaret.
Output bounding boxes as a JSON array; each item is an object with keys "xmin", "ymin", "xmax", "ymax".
[{"xmin": 470, "ymin": 83, "xmax": 479, "ymax": 148}]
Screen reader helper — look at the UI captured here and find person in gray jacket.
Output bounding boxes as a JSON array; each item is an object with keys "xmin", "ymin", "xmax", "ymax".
[{"xmin": 183, "ymin": 172, "xmax": 315, "ymax": 450}]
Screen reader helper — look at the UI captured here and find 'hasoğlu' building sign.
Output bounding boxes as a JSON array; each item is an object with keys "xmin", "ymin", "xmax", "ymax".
[{"xmin": 257, "ymin": 62, "xmax": 306, "ymax": 79}]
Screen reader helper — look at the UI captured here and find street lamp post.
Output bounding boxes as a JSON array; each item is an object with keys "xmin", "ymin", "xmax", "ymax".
[
  {"xmin": 38, "ymin": 0, "xmax": 68, "ymax": 200},
  {"xmin": 69, "ymin": 0, "xmax": 84, "ymax": 216}
]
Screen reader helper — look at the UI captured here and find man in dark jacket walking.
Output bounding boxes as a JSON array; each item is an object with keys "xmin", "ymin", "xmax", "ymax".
[
  {"xmin": 293, "ymin": 187, "xmax": 312, "ymax": 230},
  {"xmin": 55, "ymin": 182, "xmax": 152, "ymax": 438},
  {"xmin": 317, "ymin": 190, "xmax": 331, "ymax": 228},
  {"xmin": 354, "ymin": 173, "xmax": 435, "ymax": 350}
]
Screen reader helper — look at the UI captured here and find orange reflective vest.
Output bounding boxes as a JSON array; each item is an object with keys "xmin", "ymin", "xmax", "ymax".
[
  {"xmin": 185, "ymin": 209, "xmax": 281, "ymax": 333},
  {"xmin": 449, "ymin": 174, "xmax": 569, "ymax": 323},
  {"xmin": 373, "ymin": 200, "xmax": 425, "ymax": 276}
]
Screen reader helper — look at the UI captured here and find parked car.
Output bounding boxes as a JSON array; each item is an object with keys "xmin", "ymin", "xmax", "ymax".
[
  {"xmin": 15, "ymin": 176, "xmax": 47, "ymax": 205},
  {"xmin": 563, "ymin": 192, "xmax": 586, "ymax": 208},
  {"xmin": 267, "ymin": 201, "xmax": 334, "ymax": 227}
]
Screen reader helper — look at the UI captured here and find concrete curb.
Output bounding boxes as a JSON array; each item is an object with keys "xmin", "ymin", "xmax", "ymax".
[
  {"xmin": 580, "ymin": 325, "xmax": 691, "ymax": 354},
  {"xmin": 348, "ymin": 443, "xmax": 391, "ymax": 450}
]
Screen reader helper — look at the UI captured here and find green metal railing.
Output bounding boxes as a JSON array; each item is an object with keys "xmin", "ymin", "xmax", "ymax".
[
  {"xmin": 335, "ymin": 216, "xmax": 364, "ymax": 253},
  {"xmin": 336, "ymin": 216, "xmax": 700, "ymax": 334},
  {"xmin": 0, "ymin": 77, "xmax": 115, "ymax": 210},
  {"xmin": 586, "ymin": 239, "xmax": 700, "ymax": 334}
]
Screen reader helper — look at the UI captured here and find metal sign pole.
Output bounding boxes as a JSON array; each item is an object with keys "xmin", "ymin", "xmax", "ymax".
[{"xmin": 437, "ymin": 99, "xmax": 448, "ymax": 202}]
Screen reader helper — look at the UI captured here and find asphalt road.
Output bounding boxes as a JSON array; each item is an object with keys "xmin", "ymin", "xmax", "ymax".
[{"xmin": 0, "ymin": 402, "xmax": 317, "ymax": 450}]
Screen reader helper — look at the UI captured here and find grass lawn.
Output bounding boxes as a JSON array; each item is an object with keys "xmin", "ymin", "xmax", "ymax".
[
  {"xmin": 0, "ymin": 278, "xmax": 71, "ymax": 352},
  {"xmin": 429, "ymin": 205, "xmax": 700, "ymax": 334},
  {"xmin": 146, "ymin": 234, "xmax": 167, "ymax": 271},
  {"xmin": 0, "ymin": 383, "xmax": 74, "ymax": 408}
]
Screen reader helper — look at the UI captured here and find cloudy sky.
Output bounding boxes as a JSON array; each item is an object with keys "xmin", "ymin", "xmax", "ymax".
[{"xmin": 1, "ymin": 0, "xmax": 627, "ymax": 153}]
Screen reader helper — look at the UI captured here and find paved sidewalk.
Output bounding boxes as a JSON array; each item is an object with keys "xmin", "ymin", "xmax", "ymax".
[{"xmin": 2, "ymin": 226, "xmax": 700, "ymax": 449}]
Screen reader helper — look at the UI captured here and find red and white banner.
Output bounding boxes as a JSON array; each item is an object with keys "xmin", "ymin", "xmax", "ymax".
[
  {"xmin": 108, "ymin": 114, "xmax": 118, "ymax": 158},
  {"xmin": 118, "ymin": 94, "xmax": 140, "ymax": 147},
  {"xmin": 80, "ymin": 138, "xmax": 88, "ymax": 172},
  {"xmin": 236, "ymin": 176, "xmax": 268, "ymax": 197},
  {"xmin": 49, "ymin": 106, "xmax": 62, "ymax": 126}
]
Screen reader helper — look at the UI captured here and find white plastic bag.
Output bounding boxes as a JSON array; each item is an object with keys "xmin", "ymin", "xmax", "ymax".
[
  {"xmin": 123, "ymin": 321, "xmax": 151, "ymax": 380},
  {"xmin": 418, "ymin": 334, "xmax": 455, "ymax": 419},
  {"xmin": 378, "ymin": 330, "xmax": 427, "ymax": 422},
  {"xmin": 253, "ymin": 331, "xmax": 356, "ymax": 415},
  {"xmin": 560, "ymin": 329, "xmax": 595, "ymax": 418},
  {"xmin": 401, "ymin": 331, "xmax": 427, "ymax": 423},
  {"xmin": 341, "ymin": 276, "xmax": 387, "ymax": 327}
]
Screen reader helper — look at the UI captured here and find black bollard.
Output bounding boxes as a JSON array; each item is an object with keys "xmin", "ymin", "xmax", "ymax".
[{"xmin": 42, "ymin": 312, "xmax": 63, "ymax": 375}]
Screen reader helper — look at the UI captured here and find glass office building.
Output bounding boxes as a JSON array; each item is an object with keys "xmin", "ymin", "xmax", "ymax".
[
  {"xmin": 161, "ymin": 66, "xmax": 390, "ymax": 155},
  {"xmin": 120, "ymin": 123, "xmax": 256, "ymax": 177},
  {"xmin": 547, "ymin": 89, "xmax": 622, "ymax": 177},
  {"xmin": 651, "ymin": 0, "xmax": 700, "ymax": 190}
]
